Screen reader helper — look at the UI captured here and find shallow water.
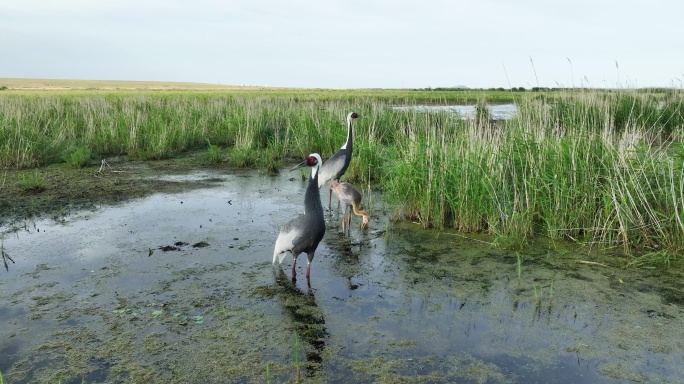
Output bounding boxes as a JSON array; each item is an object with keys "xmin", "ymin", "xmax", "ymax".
[
  {"xmin": 393, "ymin": 104, "xmax": 518, "ymax": 120},
  {"xmin": 1, "ymin": 169, "xmax": 683, "ymax": 383}
]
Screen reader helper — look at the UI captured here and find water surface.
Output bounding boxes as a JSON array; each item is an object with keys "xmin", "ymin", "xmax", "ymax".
[
  {"xmin": 393, "ymin": 104, "xmax": 518, "ymax": 120},
  {"xmin": 1, "ymin": 169, "xmax": 682, "ymax": 383}
]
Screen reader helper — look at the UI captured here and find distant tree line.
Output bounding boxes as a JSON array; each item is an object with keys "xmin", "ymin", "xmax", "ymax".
[
  {"xmin": 414, "ymin": 86, "xmax": 557, "ymax": 92},
  {"xmin": 413, "ymin": 86, "xmax": 677, "ymax": 93}
]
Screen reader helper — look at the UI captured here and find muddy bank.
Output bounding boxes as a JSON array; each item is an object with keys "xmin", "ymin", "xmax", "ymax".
[
  {"xmin": 1, "ymin": 166, "xmax": 684, "ymax": 383},
  {"xmin": 0, "ymin": 153, "xmax": 236, "ymax": 226}
]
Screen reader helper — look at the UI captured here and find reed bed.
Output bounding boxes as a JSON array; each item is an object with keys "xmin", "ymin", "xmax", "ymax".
[
  {"xmin": 1, "ymin": 89, "xmax": 683, "ymax": 258},
  {"xmin": 380, "ymin": 91, "xmax": 684, "ymax": 258},
  {"xmin": 0, "ymin": 92, "xmax": 373, "ymax": 168}
]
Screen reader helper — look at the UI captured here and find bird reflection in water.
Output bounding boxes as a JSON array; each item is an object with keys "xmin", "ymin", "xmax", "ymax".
[
  {"xmin": 325, "ymin": 231, "xmax": 372, "ymax": 291},
  {"xmin": 273, "ymin": 268, "xmax": 328, "ymax": 378}
]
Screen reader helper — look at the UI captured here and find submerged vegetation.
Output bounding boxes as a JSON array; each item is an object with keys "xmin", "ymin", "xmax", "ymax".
[{"xmin": 1, "ymin": 87, "xmax": 683, "ymax": 262}]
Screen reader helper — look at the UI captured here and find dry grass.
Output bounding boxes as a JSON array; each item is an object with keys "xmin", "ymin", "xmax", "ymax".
[{"xmin": 0, "ymin": 77, "xmax": 280, "ymax": 91}]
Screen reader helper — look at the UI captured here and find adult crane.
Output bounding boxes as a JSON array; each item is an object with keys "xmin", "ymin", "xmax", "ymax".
[
  {"xmin": 273, "ymin": 153, "xmax": 325, "ymax": 281},
  {"xmin": 318, "ymin": 112, "xmax": 360, "ymax": 210}
]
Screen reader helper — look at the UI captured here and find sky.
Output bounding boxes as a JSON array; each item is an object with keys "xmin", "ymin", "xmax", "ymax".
[{"xmin": 1, "ymin": 0, "xmax": 683, "ymax": 89}]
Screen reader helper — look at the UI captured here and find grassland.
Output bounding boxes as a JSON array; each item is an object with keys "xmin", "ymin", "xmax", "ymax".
[
  {"xmin": 0, "ymin": 77, "xmax": 253, "ymax": 91},
  {"xmin": 1, "ymin": 79, "xmax": 683, "ymax": 263},
  {"xmin": 0, "ymin": 77, "xmax": 533, "ymax": 102}
]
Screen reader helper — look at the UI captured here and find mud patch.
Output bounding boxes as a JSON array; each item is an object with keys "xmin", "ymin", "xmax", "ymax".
[
  {"xmin": 0, "ymin": 152, "xmax": 226, "ymax": 226},
  {"xmin": 658, "ymin": 286, "xmax": 684, "ymax": 307},
  {"xmin": 156, "ymin": 241, "xmax": 192, "ymax": 252}
]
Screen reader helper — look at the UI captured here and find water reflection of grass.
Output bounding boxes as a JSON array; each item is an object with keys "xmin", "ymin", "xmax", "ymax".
[
  {"xmin": 1, "ymin": 88, "xmax": 682, "ymax": 263},
  {"xmin": 533, "ymin": 277, "xmax": 556, "ymax": 311}
]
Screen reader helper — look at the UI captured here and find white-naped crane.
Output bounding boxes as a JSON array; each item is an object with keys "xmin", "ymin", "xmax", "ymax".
[
  {"xmin": 330, "ymin": 180, "xmax": 370, "ymax": 234},
  {"xmin": 273, "ymin": 153, "xmax": 326, "ymax": 281},
  {"xmin": 318, "ymin": 112, "xmax": 361, "ymax": 210}
]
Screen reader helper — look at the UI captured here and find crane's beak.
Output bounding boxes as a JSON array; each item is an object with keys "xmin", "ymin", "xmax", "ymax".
[{"xmin": 290, "ymin": 160, "xmax": 307, "ymax": 172}]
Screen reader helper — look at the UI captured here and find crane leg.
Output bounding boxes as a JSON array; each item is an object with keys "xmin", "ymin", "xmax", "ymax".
[
  {"xmin": 328, "ymin": 187, "xmax": 333, "ymax": 211},
  {"xmin": 306, "ymin": 252, "xmax": 315, "ymax": 279},
  {"xmin": 342, "ymin": 206, "xmax": 350, "ymax": 235}
]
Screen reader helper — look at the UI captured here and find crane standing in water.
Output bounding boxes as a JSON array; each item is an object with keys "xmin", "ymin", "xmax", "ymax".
[
  {"xmin": 318, "ymin": 112, "xmax": 360, "ymax": 210},
  {"xmin": 273, "ymin": 153, "xmax": 325, "ymax": 281},
  {"xmin": 330, "ymin": 180, "xmax": 370, "ymax": 234}
]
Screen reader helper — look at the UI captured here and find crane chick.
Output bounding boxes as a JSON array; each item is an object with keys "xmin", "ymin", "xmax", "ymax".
[{"xmin": 330, "ymin": 180, "xmax": 370, "ymax": 234}]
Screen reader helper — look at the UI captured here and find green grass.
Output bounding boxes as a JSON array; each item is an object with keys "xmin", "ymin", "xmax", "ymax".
[
  {"xmin": 1, "ymin": 88, "xmax": 683, "ymax": 263},
  {"xmin": 534, "ymin": 284, "xmax": 543, "ymax": 309},
  {"xmin": 260, "ymin": 329, "xmax": 304, "ymax": 384},
  {"xmin": 293, "ymin": 330, "xmax": 301, "ymax": 382},
  {"xmin": 380, "ymin": 90, "xmax": 684, "ymax": 261},
  {"xmin": 212, "ymin": 304, "xmax": 229, "ymax": 320},
  {"xmin": 17, "ymin": 171, "xmax": 46, "ymax": 192},
  {"xmin": 0, "ymin": 92, "xmax": 375, "ymax": 169},
  {"xmin": 204, "ymin": 139, "xmax": 224, "ymax": 164},
  {"xmin": 62, "ymin": 145, "xmax": 92, "ymax": 168}
]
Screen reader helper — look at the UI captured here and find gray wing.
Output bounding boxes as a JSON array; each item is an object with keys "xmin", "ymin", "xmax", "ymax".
[
  {"xmin": 278, "ymin": 214, "xmax": 322, "ymax": 255},
  {"xmin": 274, "ymin": 214, "xmax": 307, "ymax": 259},
  {"xmin": 281, "ymin": 214, "xmax": 307, "ymax": 242},
  {"xmin": 318, "ymin": 151, "xmax": 349, "ymax": 188}
]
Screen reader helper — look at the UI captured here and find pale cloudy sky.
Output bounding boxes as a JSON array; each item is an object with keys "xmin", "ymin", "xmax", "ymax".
[{"xmin": 1, "ymin": 0, "xmax": 682, "ymax": 89}]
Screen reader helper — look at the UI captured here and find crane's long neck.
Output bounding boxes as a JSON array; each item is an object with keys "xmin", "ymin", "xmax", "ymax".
[
  {"xmin": 352, "ymin": 204, "xmax": 369, "ymax": 220},
  {"xmin": 304, "ymin": 164, "xmax": 323, "ymax": 217},
  {"xmin": 340, "ymin": 117, "xmax": 353, "ymax": 151}
]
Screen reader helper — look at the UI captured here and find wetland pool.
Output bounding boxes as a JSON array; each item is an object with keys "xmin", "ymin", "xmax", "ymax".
[
  {"xmin": 392, "ymin": 104, "xmax": 517, "ymax": 120},
  {"xmin": 1, "ymin": 168, "xmax": 683, "ymax": 383}
]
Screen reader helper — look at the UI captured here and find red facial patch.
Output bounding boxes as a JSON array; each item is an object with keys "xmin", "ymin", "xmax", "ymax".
[{"xmin": 307, "ymin": 156, "xmax": 318, "ymax": 166}]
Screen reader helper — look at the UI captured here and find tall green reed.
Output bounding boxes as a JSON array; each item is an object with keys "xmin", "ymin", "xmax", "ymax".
[
  {"xmin": 2, "ymin": 89, "xmax": 682, "ymax": 256},
  {"xmin": 0, "ymin": 92, "xmax": 380, "ymax": 168},
  {"xmin": 381, "ymin": 91, "xmax": 684, "ymax": 256}
]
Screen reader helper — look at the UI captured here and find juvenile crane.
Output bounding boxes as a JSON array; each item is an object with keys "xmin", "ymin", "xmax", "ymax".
[
  {"xmin": 318, "ymin": 112, "xmax": 360, "ymax": 210},
  {"xmin": 273, "ymin": 153, "xmax": 325, "ymax": 281},
  {"xmin": 330, "ymin": 180, "xmax": 370, "ymax": 234}
]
